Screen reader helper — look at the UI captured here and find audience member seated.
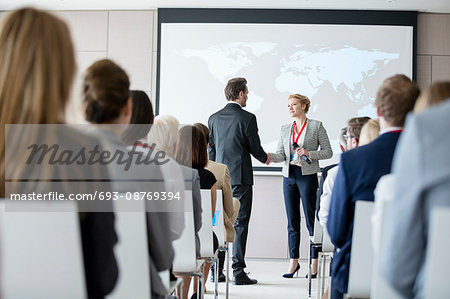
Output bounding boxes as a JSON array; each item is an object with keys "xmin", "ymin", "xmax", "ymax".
[
  {"xmin": 359, "ymin": 119, "xmax": 380, "ymax": 146},
  {"xmin": 316, "ymin": 127, "xmax": 346, "ymax": 215},
  {"xmin": 148, "ymin": 117, "xmax": 202, "ymax": 299},
  {"xmin": 194, "ymin": 122, "xmax": 241, "ymax": 283},
  {"xmin": 123, "ymin": 90, "xmax": 185, "ymax": 241},
  {"xmin": 0, "ymin": 8, "xmax": 118, "ymax": 299},
  {"xmin": 327, "ymin": 74, "xmax": 419, "ymax": 299},
  {"xmin": 413, "ymin": 81, "xmax": 450, "ymax": 113},
  {"xmin": 175, "ymin": 125, "xmax": 218, "ymax": 299},
  {"xmin": 148, "ymin": 115, "xmax": 203, "ymax": 256},
  {"xmin": 318, "ymin": 117, "xmax": 370, "ymax": 228},
  {"xmin": 82, "ymin": 59, "xmax": 173, "ymax": 299},
  {"xmin": 380, "ymin": 97, "xmax": 450, "ymax": 298},
  {"xmin": 372, "ymin": 81, "xmax": 450, "ymax": 256}
]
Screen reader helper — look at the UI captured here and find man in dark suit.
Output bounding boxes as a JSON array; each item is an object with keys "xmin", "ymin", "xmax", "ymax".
[
  {"xmin": 208, "ymin": 77, "xmax": 271, "ymax": 285},
  {"xmin": 326, "ymin": 74, "xmax": 420, "ymax": 299}
]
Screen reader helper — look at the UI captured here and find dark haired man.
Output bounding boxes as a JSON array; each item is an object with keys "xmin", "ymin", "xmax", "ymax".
[
  {"xmin": 327, "ymin": 74, "xmax": 420, "ymax": 299},
  {"xmin": 208, "ymin": 77, "xmax": 271, "ymax": 285}
]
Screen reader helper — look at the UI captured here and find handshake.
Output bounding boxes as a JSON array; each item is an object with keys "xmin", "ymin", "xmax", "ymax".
[{"xmin": 265, "ymin": 153, "xmax": 272, "ymax": 165}]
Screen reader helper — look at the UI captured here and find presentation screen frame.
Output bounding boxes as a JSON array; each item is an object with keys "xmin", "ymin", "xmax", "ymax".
[{"xmin": 156, "ymin": 8, "xmax": 417, "ymax": 172}]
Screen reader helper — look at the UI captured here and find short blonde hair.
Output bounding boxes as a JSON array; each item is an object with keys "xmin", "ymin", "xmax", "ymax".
[
  {"xmin": 414, "ymin": 81, "xmax": 450, "ymax": 114},
  {"xmin": 359, "ymin": 119, "xmax": 380, "ymax": 146},
  {"xmin": 148, "ymin": 115, "xmax": 179, "ymax": 157},
  {"xmin": 289, "ymin": 94, "xmax": 310, "ymax": 114}
]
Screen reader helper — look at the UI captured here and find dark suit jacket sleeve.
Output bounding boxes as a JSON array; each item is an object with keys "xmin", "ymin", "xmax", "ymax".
[
  {"xmin": 327, "ymin": 161, "xmax": 352, "ymax": 248},
  {"xmin": 208, "ymin": 119, "xmax": 216, "ymax": 161},
  {"xmin": 245, "ymin": 114, "xmax": 267, "ymax": 163}
]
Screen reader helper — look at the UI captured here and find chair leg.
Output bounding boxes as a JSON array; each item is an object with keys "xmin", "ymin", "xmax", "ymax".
[
  {"xmin": 225, "ymin": 245, "xmax": 229, "ymax": 299},
  {"xmin": 308, "ymin": 242, "xmax": 312, "ymax": 297},
  {"xmin": 213, "ymin": 256, "xmax": 218, "ymax": 299},
  {"xmin": 321, "ymin": 254, "xmax": 327, "ymax": 296},
  {"xmin": 317, "ymin": 252, "xmax": 323, "ymax": 299}
]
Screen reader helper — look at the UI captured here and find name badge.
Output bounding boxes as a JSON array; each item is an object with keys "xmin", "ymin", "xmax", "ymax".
[{"xmin": 290, "ymin": 152, "xmax": 298, "ymax": 162}]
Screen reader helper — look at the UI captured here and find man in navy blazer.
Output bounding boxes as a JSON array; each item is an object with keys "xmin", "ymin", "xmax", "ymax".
[
  {"xmin": 208, "ymin": 77, "xmax": 271, "ymax": 285},
  {"xmin": 327, "ymin": 74, "xmax": 420, "ymax": 299}
]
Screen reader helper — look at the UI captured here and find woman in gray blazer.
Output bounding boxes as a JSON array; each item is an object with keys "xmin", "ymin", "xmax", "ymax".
[{"xmin": 270, "ymin": 94, "xmax": 332, "ymax": 278}]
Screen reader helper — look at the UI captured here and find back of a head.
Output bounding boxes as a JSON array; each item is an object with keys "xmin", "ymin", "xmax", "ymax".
[
  {"xmin": 175, "ymin": 125, "xmax": 207, "ymax": 169},
  {"xmin": 148, "ymin": 115, "xmax": 179, "ymax": 157},
  {"xmin": 375, "ymin": 74, "xmax": 420, "ymax": 127},
  {"xmin": 0, "ymin": 7, "xmax": 75, "ymax": 125},
  {"xmin": 122, "ymin": 90, "xmax": 154, "ymax": 144},
  {"xmin": 0, "ymin": 7, "xmax": 76, "ymax": 197},
  {"xmin": 224, "ymin": 77, "xmax": 247, "ymax": 101},
  {"xmin": 193, "ymin": 122, "xmax": 210, "ymax": 145},
  {"xmin": 414, "ymin": 81, "xmax": 450, "ymax": 114},
  {"xmin": 347, "ymin": 117, "xmax": 371, "ymax": 141},
  {"xmin": 339, "ymin": 127, "xmax": 348, "ymax": 152},
  {"xmin": 359, "ymin": 119, "xmax": 381, "ymax": 146},
  {"xmin": 83, "ymin": 59, "xmax": 130, "ymax": 124}
]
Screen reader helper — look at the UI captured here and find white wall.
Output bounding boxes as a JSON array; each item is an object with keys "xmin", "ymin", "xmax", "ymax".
[{"xmin": 1, "ymin": 9, "xmax": 449, "ymax": 259}]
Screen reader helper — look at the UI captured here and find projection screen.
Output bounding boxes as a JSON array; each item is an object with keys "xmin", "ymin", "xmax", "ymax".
[{"xmin": 157, "ymin": 9, "xmax": 416, "ymax": 171}]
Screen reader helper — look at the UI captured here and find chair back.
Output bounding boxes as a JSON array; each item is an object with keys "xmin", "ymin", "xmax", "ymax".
[
  {"xmin": 198, "ymin": 189, "xmax": 214, "ymax": 258},
  {"xmin": 172, "ymin": 190, "xmax": 198, "ymax": 272},
  {"xmin": 107, "ymin": 197, "xmax": 151, "ymax": 299},
  {"xmin": 0, "ymin": 200, "xmax": 87, "ymax": 299},
  {"xmin": 347, "ymin": 200, "xmax": 374, "ymax": 298},
  {"xmin": 424, "ymin": 208, "xmax": 450, "ymax": 299},
  {"xmin": 321, "ymin": 226, "xmax": 334, "ymax": 253},
  {"xmin": 212, "ymin": 190, "xmax": 226, "ymax": 246},
  {"xmin": 371, "ymin": 177, "xmax": 401, "ymax": 299},
  {"xmin": 312, "ymin": 215, "xmax": 323, "ymax": 244}
]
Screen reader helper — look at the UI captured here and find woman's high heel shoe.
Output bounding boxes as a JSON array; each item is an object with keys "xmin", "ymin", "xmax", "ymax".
[{"xmin": 282, "ymin": 263, "xmax": 300, "ymax": 278}]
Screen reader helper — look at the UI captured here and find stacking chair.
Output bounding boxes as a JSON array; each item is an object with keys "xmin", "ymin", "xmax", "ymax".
[
  {"xmin": 107, "ymin": 196, "xmax": 151, "ymax": 299},
  {"xmin": 212, "ymin": 190, "xmax": 230, "ymax": 299},
  {"xmin": 345, "ymin": 200, "xmax": 374, "ymax": 299},
  {"xmin": 172, "ymin": 191, "xmax": 205, "ymax": 298},
  {"xmin": 308, "ymin": 216, "xmax": 323, "ymax": 297},
  {"xmin": 0, "ymin": 200, "xmax": 87, "ymax": 299},
  {"xmin": 424, "ymin": 208, "xmax": 450, "ymax": 298},
  {"xmin": 199, "ymin": 189, "xmax": 217, "ymax": 299},
  {"xmin": 371, "ymin": 198, "xmax": 401, "ymax": 299},
  {"xmin": 317, "ymin": 227, "xmax": 334, "ymax": 299}
]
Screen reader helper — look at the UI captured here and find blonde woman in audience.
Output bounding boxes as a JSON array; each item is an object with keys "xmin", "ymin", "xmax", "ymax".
[
  {"xmin": 148, "ymin": 115, "xmax": 203, "ymax": 254},
  {"xmin": 359, "ymin": 119, "xmax": 380, "ymax": 146},
  {"xmin": 0, "ymin": 8, "xmax": 118, "ymax": 298},
  {"xmin": 148, "ymin": 116, "xmax": 203, "ymax": 299},
  {"xmin": 414, "ymin": 81, "xmax": 450, "ymax": 113},
  {"xmin": 148, "ymin": 115, "xmax": 180, "ymax": 157},
  {"xmin": 83, "ymin": 59, "xmax": 173, "ymax": 299}
]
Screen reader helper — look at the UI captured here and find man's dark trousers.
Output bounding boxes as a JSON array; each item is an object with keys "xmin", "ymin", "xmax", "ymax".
[{"xmin": 231, "ymin": 184, "xmax": 253, "ymax": 277}]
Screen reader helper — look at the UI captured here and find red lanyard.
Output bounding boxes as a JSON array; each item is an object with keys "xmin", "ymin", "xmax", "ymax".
[
  {"xmin": 292, "ymin": 119, "xmax": 307, "ymax": 145},
  {"xmin": 133, "ymin": 142, "xmax": 152, "ymax": 149}
]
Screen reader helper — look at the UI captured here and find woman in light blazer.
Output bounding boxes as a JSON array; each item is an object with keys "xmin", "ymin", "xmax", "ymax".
[{"xmin": 270, "ymin": 94, "xmax": 332, "ymax": 278}]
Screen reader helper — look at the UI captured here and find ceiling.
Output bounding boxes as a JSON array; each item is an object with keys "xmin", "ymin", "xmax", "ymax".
[{"xmin": 0, "ymin": 0, "xmax": 450, "ymax": 13}]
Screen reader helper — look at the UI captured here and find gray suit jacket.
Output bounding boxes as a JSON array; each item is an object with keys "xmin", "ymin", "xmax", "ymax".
[
  {"xmin": 381, "ymin": 100, "xmax": 450, "ymax": 299},
  {"xmin": 271, "ymin": 119, "xmax": 332, "ymax": 177},
  {"xmin": 90, "ymin": 128, "xmax": 174, "ymax": 297},
  {"xmin": 208, "ymin": 103, "xmax": 268, "ymax": 185}
]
